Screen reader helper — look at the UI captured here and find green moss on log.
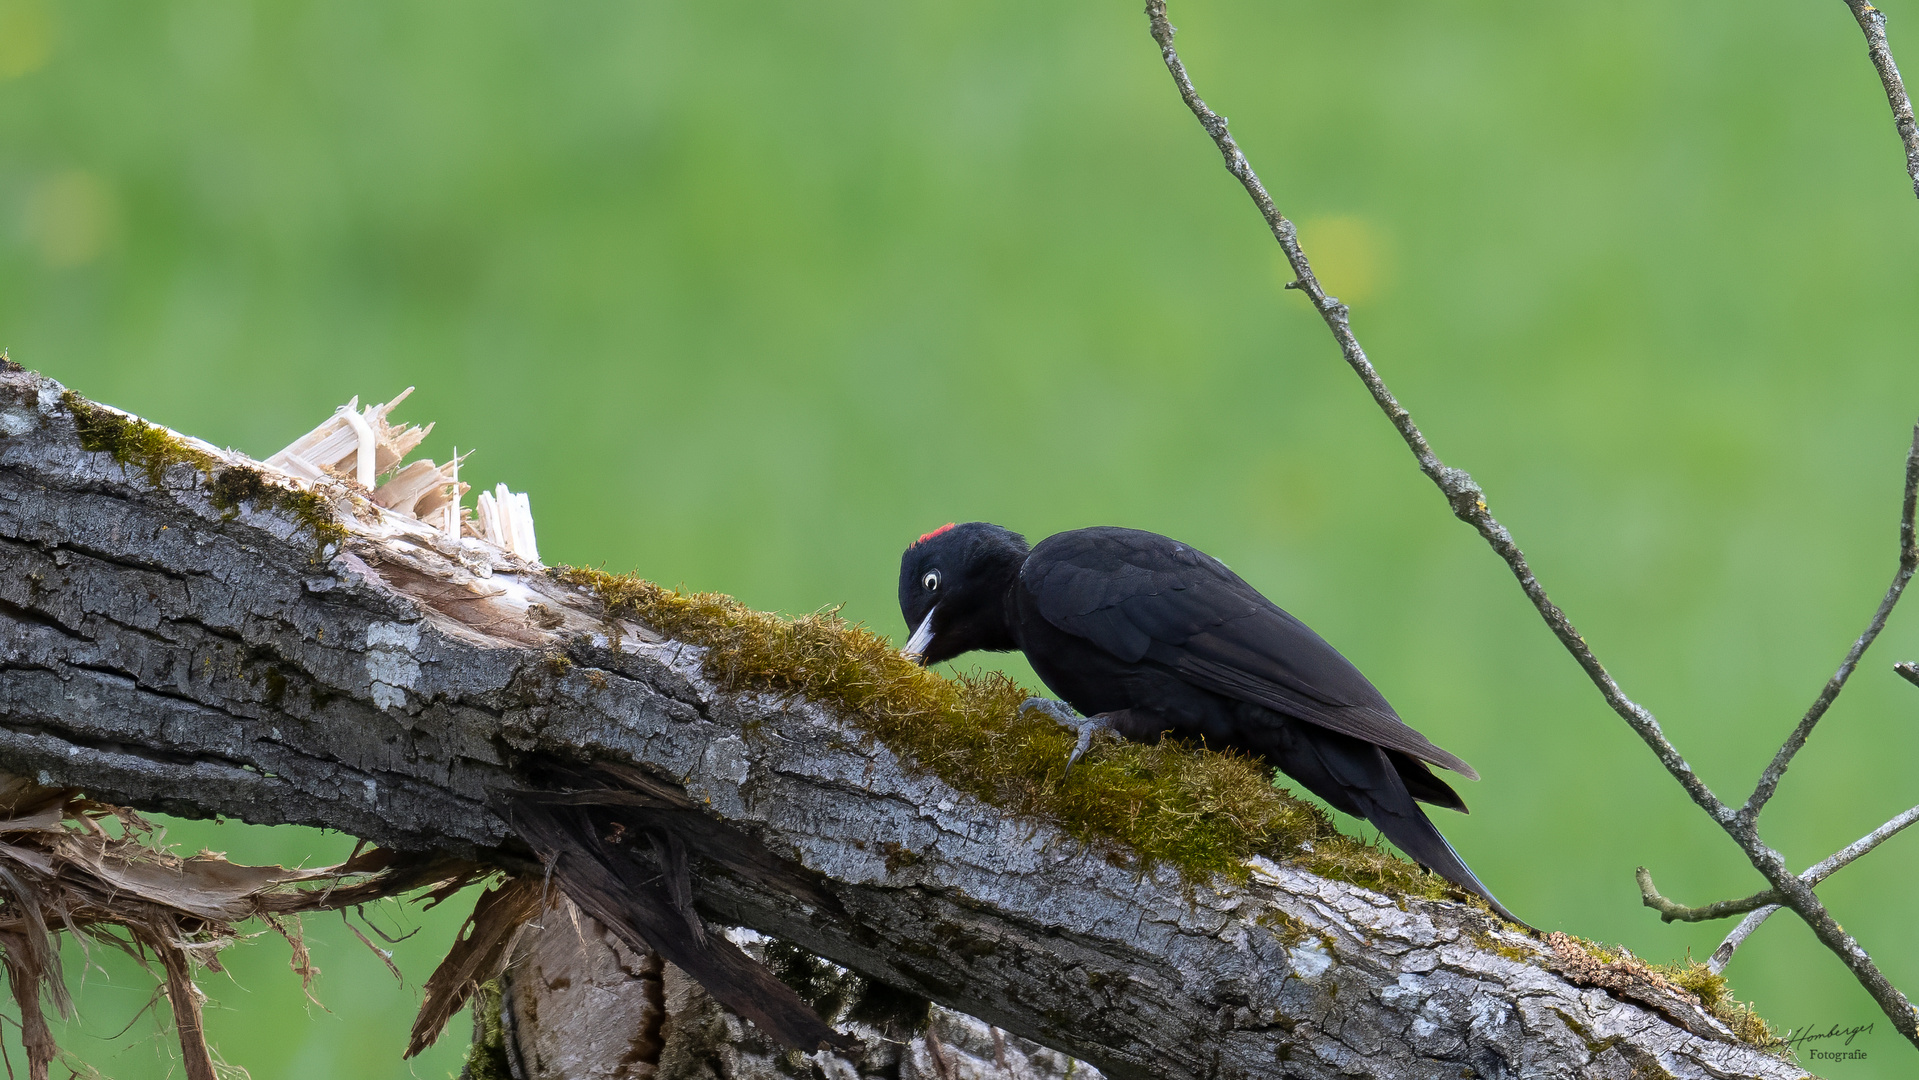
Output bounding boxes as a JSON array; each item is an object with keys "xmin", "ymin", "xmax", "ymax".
[
  {"xmin": 62, "ymin": 390, "xmax": 346, "ymax": 555},
  {"xmin": 1654, "ymin": 958, "xmax": 1788, "ymax": 1054},
  {"xmin": 552, "ymin": 566, "xmax": 1476, "ymax": 905},
  {"xmin": 1552, "ymin": 933, "xmax": 1789, "ymax": 1057},
  {"xmin": 459, "ymin": 980, "xmax": 514, "ymax": 1080},
  {"xmin": 64, "ymin": 390, "xmax": 220, "ymax": 485}
]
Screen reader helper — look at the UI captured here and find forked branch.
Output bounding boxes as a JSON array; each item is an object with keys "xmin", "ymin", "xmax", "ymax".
[
  {"xmin": 1142, "ymin": 0, "xmax": 1919, "ymax": 1049},
  {"xmin": 1637, "ymin": 796, "xmax": 1919, "ymax": 932},
  {"xmin": 1706, "ymin": 802, "xmax": 1919, "ymax": 973}
]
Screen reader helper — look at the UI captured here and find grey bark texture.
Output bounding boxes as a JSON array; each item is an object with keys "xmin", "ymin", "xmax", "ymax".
[
  {"xmin": 495, "ymin": 900, "xmax": 1094, "ymax": 1080},
  {"xmin": 0, "ymin": 369, "xmax": 1808, "ymax": 1080}
]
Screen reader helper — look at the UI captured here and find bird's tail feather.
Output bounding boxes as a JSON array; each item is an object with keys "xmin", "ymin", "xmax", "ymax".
[
  {"xmin": 1359, "ymin": 778, "xmax": 1532, "ymax": 931},
  {"xmin": 1375, "ymin": 808, "xmax": 1532, "ymax": 930},
  {"xmin": 1267, "ymin": 720, "xmax": 1531, "ymax": 930}
]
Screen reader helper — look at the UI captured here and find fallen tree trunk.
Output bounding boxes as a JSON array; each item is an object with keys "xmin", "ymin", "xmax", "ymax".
[{"xmin": 0, "ymin": 367, "xmax": 1807, "ymax": 1080}]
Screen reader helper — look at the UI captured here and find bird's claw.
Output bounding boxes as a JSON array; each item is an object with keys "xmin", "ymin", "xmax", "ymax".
[
  {"xmin": 1021, "ymin": 698, "xmax": 1112, "ymax": 776},
  {"xmin": 1020, "ymin": 696, "xmax": 1080, "ymax": 725},
  {"xmin": 1066, "ymin": 719, "xmax": 1105, "ymax": 774}
]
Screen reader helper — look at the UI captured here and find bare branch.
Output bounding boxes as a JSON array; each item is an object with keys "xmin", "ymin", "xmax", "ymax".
[
  {"xmin": 1707, "ymin": 802, "xmax": 1919, "ymax": 972},
  {"xmin": 1799, "ymin": 800, "xmax": 1919, "ymax": 894},
  {"xmin": 1896, "ymin": 659, "xmax": 1919, "ymax": 687},
  {"xmin": 1709, "ymin": 905, "xmax": 1784, "ymax": 978},
  {"xmin": 1143, "ymin": 0, "xmax": 1731, "ymax": 829},
  {"xmin": 1742, "ymin": 422, "xmax": 1919, "ymax": 820},
  {"xmin": 1646, "ymin": 794, "xmax": 1919, "ymax": 925},
  {"xmin": 1844, "ymin": 0, "xmax": 1919, "ymax": 200},
  {"xmin": 1635, "ymin": 868, "xmax": 1774, "ymax": 924},
  {"xmin": 1142, "ymin": 0, "xmax": 1919, "ymax": 1048}
]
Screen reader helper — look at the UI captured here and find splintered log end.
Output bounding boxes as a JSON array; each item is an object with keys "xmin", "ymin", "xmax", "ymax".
[{"xmin": 263, "ymin": 387, "xmax": 542, "ymax": 564}]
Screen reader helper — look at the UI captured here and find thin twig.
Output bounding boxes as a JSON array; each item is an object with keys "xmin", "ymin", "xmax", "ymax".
[
  {"xmin": 1634, "ymin": 868, "xmax": 1774, "ymax": 924},
  {"xmin": 341, "ymin": 910, "xmax": 404, "ymax": 984},
  {"xmin": 1710, "ymin": 904, "xmax": 1783, "ymax": 977},
  {"xmin": 1844, "ymin": 0, "xmax": 1919, "ymax": 200},
  {"xmin": 1896, "ymin": 660, "xmax": 1919, "ymax": 687},
  {"xmin": 1644, "ymin": 799, "xmax": 1919, "ymax": 923},
  {"xmin": 351, "ymin": 903, "xmax": 422, "ymax": 945},
  {"xmin": 1142, "ymin": 0, "xmax": 1731, "ymax": 830},
  {"xmin": 1743, "ymin": 423, "xmax": 1919, "ymax": 821},
  {"xmin": 1792, "ymin": 802, "xmax": 1919, "ymax": 896},
  {"xmin": 1707, "ymin": 801, "xmax": 1919, "ymax": 972},
  {"xmin": 1142, "ymin": 0, "xmax": 1919, "ymax": 1047}
]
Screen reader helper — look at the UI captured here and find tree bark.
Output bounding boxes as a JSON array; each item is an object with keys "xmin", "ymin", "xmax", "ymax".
[
  {"xmin": 490, "ymin": 897, "xmax": 1094, "ymax": 1080},
  {"xmin": 0, "ymin": 368, "xmax": 1807, "ymax": 1080}
]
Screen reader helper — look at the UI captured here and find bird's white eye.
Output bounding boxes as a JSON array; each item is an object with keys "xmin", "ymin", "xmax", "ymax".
[{"xmin": 921, "ymin": 570, "xmax": 940, "ymax": 592}]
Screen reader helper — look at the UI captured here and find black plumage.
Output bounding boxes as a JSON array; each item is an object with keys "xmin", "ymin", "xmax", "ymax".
[{"xmin": 898, "ymin": 522, "xmax": 1524, "ymax": 926}]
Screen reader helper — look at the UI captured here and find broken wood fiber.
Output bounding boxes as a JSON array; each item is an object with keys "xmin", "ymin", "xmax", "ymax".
[{"xmin": 0, "ymin": 367, "xmax": 1807, "ymax": 1080}]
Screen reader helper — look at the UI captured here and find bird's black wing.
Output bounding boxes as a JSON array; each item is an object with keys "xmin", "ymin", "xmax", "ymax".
[{"xmin": 1026, "ymin": 528, "xmax": 1478, "ymax": 779}]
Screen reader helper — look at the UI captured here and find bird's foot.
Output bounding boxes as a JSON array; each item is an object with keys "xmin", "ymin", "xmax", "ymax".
[
  {"xmin": 1020, "ymin": 697, "xmax": 1113, "ymax": 775},
  {"xmin": 1020, "ymin": 696, "xmax": 1080, "ymax": 725},
  {"xmin": 1064, "ymin": 716, "xmax": 1116, "ymax": 774}
]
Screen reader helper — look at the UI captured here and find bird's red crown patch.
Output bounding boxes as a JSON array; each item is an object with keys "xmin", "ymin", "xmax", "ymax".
[{"xmin": 916, "ymin": 522, "xmax": 957, "ymax": 545}]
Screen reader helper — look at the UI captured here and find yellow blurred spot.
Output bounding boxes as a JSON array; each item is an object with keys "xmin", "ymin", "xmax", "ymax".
[
  {"xmin": 1292, "ymin": 215, "xmax": 1393, "ymax": 305},
  {"xmin": 0, "ymin": 0, "xmax": 54, "ymax": 79},
  {"xmin": 24, "ymin": 170, "xmax": 118, "ymax": 268}
]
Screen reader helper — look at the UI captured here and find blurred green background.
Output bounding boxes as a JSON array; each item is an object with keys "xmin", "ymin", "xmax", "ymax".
[{"xmin": 3, "ymin": 0, "xmax": 1918, "ymax": 1074}]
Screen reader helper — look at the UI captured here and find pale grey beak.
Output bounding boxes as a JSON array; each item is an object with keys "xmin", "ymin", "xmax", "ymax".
[{"xmin": 902, "ymin": 608, "xmax": 937, "ymax": 659}]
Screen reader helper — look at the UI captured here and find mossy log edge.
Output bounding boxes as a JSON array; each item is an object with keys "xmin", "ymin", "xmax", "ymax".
[{"xmin": 0, "ymin": 369, "xmax": 1808, "ymax": 1080}]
